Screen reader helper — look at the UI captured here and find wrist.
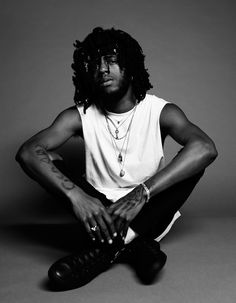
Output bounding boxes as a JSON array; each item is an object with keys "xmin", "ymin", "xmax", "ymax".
[
  {"xmin": 140, "ymin": 182, "xmax": 151, "ymax": 203},
  {"xmin": 66, "ymin": 185, "xmax": 84, "ymax": 204}
]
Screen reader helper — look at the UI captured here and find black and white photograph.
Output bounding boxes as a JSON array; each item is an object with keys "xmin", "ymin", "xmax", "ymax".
[{"xmin": 0, "ymin": 1, "xmax": 235, "ymax": 302}]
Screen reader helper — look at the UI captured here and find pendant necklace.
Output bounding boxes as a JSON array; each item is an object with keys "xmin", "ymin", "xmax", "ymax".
[
  {"xmin": 110, "ymin": 129, "xmax": 130, "ymax": 177},
  {"xmin": 105, "ymin": 104, "xmax": 137, "ymax": 177},
  {"xmin": 105, "ymin": 105, "xmax": 137, "ymax": 140}
]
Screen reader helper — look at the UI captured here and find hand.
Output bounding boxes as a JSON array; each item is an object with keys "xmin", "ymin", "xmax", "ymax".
[
  {"xmin": 69, "ymin": 188, "xmax": 117, "ymax": 244},
  {"xmin": 107, "ymin": 185, "xmax": 147, "ymax": 238}
]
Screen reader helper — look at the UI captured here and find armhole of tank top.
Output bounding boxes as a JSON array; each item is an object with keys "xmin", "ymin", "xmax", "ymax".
[
  {"xmin": 75, "ymin": 105, "xmax": 85, "ymax": 138},
  {"xmin": 76, "ymin": 104, "xmax": 83, "ymax": 116},
  {"xmin": 159, "ymin": 102, "xmax": 171, "ymax": 169},
  {"xmin": 152, "ymin": 97, "xmax": 171, "ymax": 162}
]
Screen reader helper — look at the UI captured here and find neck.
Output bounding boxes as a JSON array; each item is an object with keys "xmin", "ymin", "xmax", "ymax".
[{"xmin": 102, "ymin": 85, "xmax": 136, "ymax": 114}]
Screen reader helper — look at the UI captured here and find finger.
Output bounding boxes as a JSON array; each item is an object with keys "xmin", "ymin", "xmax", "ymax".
[
  {"xmin": 121, "ymin": 222, "xmax": 129, "ymax": 241},
  {"xmin": 106, "ymin": 206, "xmax": 115, "ymax": 218},
  {"xmin": 106, "ymin": 207, "xmax": 118, "ymax": 229},
  {"xmin": 106, "ymin": 207, "xmax": 113, "ymax": 216},
  {"xmin": 95, "ymin": 215, "xmax": 114, "ymax": 244},
  {"xmin": 102, "ymin": 209, "xmax": 118, "ymax": 239},
  {"xmin": 84, "ymin": 221, "xmax": 96, "ymax": 242},
  {"xmin": 108, "ymin": 204, "xmax": 126, "ymax": 234},
  {"xmin": 88, "ymin": 217, "xmax": 104, "ymax": 243},
  {"xmin": 109, "ymin": 204, "xmax": 121, "ymax": 218},
  {"xmin": 107, "ymin": 203, "xmax": 121, "ymax": 215},
  {"xmin": 115, "ymin": 218, "xmax": 123, "ymax": 234},
  {"xmin": 114, "ymin": 212, "xmax": 126, "ymax": 235}
]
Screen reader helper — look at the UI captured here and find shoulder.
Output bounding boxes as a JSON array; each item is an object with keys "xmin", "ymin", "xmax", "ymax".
[
  {"xmin": 160, "ymin": 103, "xmax": 189, "ymax": 129},
  {"xmin": 160, "ymin": 103, "xmax": 193, "ymax": 138},
  {"xmin": 52, "ymin": 105, "xmax": 82, "ymax": 134},
  {"xmin": 58, "ymin": 105, "xmax": 81, "ymax": 119}
]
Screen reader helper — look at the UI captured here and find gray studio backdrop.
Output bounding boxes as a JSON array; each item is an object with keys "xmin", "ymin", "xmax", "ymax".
[{"xmin": 0, "ymin": 0, "xmax": 235, "ymax": 223}]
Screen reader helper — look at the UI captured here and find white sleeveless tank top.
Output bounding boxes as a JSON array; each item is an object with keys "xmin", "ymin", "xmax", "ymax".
[{"xmin": 77, "ymin": 94, "xmax": 169, "ymax": 202}]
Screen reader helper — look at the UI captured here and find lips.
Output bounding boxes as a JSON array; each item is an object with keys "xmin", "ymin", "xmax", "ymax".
[{"xmin": 99, "ymin": 78, "xmax": 113, "ymax": 85}]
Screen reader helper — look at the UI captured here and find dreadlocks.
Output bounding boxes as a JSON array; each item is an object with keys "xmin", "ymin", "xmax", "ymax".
[{"xmin": 71, "ymin": 27, "xmax": 153, "ymax": 112}]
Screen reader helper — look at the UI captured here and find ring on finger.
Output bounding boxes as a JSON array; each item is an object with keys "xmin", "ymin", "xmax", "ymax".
[{"xmin": 91, "ymin": 225, "xmax": 98, "ymax": 232}]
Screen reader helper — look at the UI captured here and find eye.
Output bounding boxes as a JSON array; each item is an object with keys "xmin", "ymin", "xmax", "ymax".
[{"xmin": 105, "ymin": 55, "xmax": 118, "ymax": 64}]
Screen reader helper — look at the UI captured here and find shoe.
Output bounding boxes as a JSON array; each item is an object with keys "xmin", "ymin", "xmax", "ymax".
[
  {"xmin": 48, "ymin": 236, "xmax": 124, "ymax": 290},
  {"xmin": 120, "ymin": 237, "xmax": 167, "ymax": 284}
]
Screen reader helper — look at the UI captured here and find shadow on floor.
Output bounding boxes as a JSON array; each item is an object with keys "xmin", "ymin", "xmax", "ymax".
[
  {"xmin": 1, "ymin": 217, "xmax": 201, "ymax": 258},
  {"xmin": 1, "ymin": 223, "xmax": 92, "ymax": 257}
]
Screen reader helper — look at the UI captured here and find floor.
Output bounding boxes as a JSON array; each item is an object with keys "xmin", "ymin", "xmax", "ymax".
[{"xmin": 1, "ymin": 217, "xmax": 236, "ymax": 303}]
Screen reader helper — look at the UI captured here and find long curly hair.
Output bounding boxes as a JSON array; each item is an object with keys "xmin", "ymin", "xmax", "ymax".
[{"xmin": 71, "ymin": 27, "xmax": 153, "ymax": 112}]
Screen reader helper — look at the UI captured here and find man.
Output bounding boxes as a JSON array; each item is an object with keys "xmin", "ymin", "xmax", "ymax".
[{"xmin": 16, "ymin": 27, "xmax": 217, "ymax": 290}]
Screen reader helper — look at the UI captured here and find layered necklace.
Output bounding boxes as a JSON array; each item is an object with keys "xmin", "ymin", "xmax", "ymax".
[{"xmin": 105, "ymin": 104, "xmax": 137, "ymax": 177}]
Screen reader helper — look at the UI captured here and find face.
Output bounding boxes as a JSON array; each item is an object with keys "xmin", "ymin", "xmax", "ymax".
[{"xmin": 90, "ymin": 54, "xmax": 131, "ymax": 101}]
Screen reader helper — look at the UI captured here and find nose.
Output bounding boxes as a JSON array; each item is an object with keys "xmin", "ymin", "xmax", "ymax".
[{"xmin": 98, "ymin": 57, "xmax": 109, "ymax": 73}]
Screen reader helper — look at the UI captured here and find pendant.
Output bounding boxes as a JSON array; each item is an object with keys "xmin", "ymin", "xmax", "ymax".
[
  {"xmin": 115, "ymin": 129, "xmax": 119, "ymax": 139},
  {"xmin": 118, "ymin": 153, "xmax": 123, "ymax": 163},
  {"xmin": 120, "ymin": 169, "xmax": 125, "ymax": 177}
]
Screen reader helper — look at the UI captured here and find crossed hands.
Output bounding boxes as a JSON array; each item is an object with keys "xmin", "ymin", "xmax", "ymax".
[{"xmin": 70, "ymin": 184, "xmax": 147, "ymax": 244}]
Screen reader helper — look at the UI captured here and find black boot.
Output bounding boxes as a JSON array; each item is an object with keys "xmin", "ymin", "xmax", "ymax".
[
  {"xmin": 48, "ymin": 236, "xmax": 124, "ymax": 290},
  {"xmin": 120, "ymin": 237, "xmax": 167, "ymax": 284}
]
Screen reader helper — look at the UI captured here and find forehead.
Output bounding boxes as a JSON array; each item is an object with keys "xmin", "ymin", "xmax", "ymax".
[{"xmin": 88, "ymin": 44, "xmax": 119, "ymax": 58}]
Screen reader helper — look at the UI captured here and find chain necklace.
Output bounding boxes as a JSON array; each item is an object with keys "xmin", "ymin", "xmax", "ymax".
[
  {"xmin": 105, "ymin": 105, "xmax": 137, "ymax": 177},
  {"xmin": 105, "ymin": 105, "xmax": 137, "ymax": 140}
]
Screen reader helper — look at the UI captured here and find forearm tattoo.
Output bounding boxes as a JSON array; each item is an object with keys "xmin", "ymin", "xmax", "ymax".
[{"xmin": 34, "ymin": 144, "xmax": 75, "ymax": 191}]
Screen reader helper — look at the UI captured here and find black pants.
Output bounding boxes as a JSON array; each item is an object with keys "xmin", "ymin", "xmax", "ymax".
[{"xmin": 54, "ymin": 159, "xmax": 204, "ymax": 240}]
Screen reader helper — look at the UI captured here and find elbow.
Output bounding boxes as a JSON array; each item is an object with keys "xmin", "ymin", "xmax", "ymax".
[
  {"xmin": 201, "ymin": 140, "xmax": 218, "ymax": 164},
  {"xmin": 189, "ymin": 138, "xmax": 218, "ymax": 167},
  {"xmin": 15, "ymin": 144, "xmax": 31, "ymax": 165}
]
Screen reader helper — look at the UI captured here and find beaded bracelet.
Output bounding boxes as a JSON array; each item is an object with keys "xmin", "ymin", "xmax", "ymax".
[{"xmin": 141, "ymin": 182, "xmax": 151, "ymax": 203}]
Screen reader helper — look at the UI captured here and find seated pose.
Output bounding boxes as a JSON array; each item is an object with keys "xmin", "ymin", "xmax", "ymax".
[{"xmin": 16, "ymin": 27, "xmax": 217, "ymax": 290}]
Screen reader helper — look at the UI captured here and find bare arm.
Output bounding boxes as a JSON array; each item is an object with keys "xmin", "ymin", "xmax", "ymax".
[
  {"xmin": 16, "ymin": 106, "xmax": 82, "ymax": 197},
  {"xmin": 108, "ymin": 103, "xmax": 218, "ymax": 232},
  {"xmin": 145, "ymin": 103, "xmax": 218, "ymax": 197},
  {"xmin": 16, "ymin": 106, "xmax": 117, "ymax": 243}
]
